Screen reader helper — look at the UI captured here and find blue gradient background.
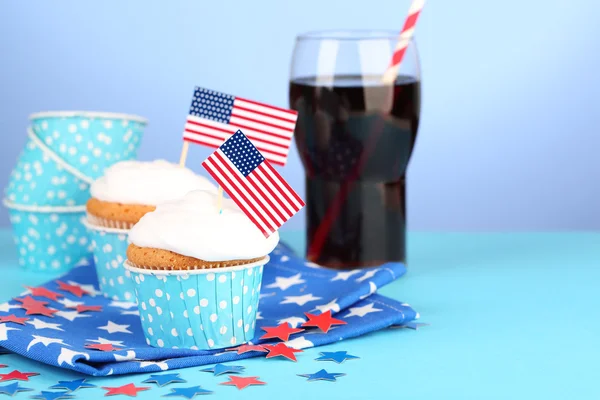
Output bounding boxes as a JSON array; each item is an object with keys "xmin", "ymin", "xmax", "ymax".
[{"xmin": 0, "ymin": 1, "xmax": 598, "ymax": 230}]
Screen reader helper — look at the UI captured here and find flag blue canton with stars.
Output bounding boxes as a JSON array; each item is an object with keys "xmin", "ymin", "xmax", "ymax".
[
  {"xmin": 0, "ymin": 242, "xmax": 418, "ymax": 376},
  {"xmin": 189, "ymin": 88, "xmax": 235, "ymax": 124},
  {"xmin": 221, "ymin": 130, "xmax": 265, "ymax": 176}
]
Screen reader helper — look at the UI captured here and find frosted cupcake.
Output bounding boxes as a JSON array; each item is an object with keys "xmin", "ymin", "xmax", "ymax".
[
  {"xmin": 84, "ymin": 160, "xmax": 217, "ymax": 301},
  {"xmin": 124, "ymin": 190, "xmax": 278, "ymax": 350}
]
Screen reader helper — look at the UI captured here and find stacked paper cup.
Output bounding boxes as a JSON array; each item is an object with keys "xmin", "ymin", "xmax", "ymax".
[{"xmin": 3, "ymin": 111, "xmax": 147, "ymax": 273}]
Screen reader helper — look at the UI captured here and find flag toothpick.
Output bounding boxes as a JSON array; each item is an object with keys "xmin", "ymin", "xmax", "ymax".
[
  {"xmin": 179, "ymin": 142, "xmax": 190, "ymax": 167},
  {"xmin": 218, "ymin": 186, "xmax": 223, "ymax": 214},
  {"xmin": 202, "ymin": 130, "xmax": 304, "ymax": 237},
  {"xmin": 182, "ymin": 87, "xmax": 298, "ymax": 167}
]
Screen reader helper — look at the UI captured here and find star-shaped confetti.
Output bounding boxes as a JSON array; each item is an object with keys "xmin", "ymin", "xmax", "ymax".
[
  {"xmin": 84, "ymin": 343, "xmax": 122, "ymax": 352},
  {"xmin": 315, "ymin": 351, "xmax": 359, "ymax": 364},
  {"xmin": 302, "ymin": 310, "xmax": 347, "ymax": 333},
  {"xmin": 392, "ymin": 322, "xmax": 429, "ymax": 330},
  {"xmin": 201, "ymin": 364, "xmax": 245, "ymax": 376},
  {"xmin": 14, "ymin": 296, "xmax": 47, "ymax": 307},
  {"xmin": 229, "ymin": 344, "xmax": 268, "ymax": 355},
  {"xmin": 50, "ymin": 379, "xmax": 96, "ymax": 392},
  {"xmin": 298, "ymin": 369, "xmax": 345, "ymax": 382},
  {"xmin": 0, "ymin": 382, "xmax": 33, "ymax": 396},
  {"xmin": 0, "ymin": 315, "xmax": 28, "ymax": 325},
  {"xmin": 72, "ymin": 305, "xmax": 102, "ymax": 313},
  {"xmin": 31, "ymin": 391, "xmax": 75, "ymax": 400},
  {"xmin": 142, "ymin": 373, "xmax": 186, "ymax": 387},
  {"xmin": 260, "ymin": 323, "xmax": 304, "ymax": 341},
  {"xmin": 264, "ymin": 343, "xmax": 303, "ymax": 361},
  {"xmin": 163, "ymin": 385, "xmax": 213, "ymax": 398},
  {"xmin": 220, "ymin": 376, "xmax": 266, "ymax": 390},
  {"xmin": 0, "ymin": 365, "xmax": 5, "ymax": 369},
  {"xmin": 24, "ymin": 287, "xmax": 63, "ymax": 302},
  {"xmin": 101, "ymin": 383, "xmax": 150, "ymax": 397},
  {"xmin": 0, "ymin": 370, "xmax": 39, "ymax": 382},
  {"xmin": 56, "ymin": 281, "xmax": 88, "ymax": 298},
  {"xmin": 14, "ymin": 297, "xmax": 57, "ymax": 317}
]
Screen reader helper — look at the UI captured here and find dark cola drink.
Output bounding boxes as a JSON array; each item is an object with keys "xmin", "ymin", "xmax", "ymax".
[{"xmin": 289, "ymin": 75, "xmax": 420, "ymax": 268}]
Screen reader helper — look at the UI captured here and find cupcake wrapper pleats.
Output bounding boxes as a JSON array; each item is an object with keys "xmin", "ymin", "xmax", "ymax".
[{"xmin": 127, "ymin": 260, "xmax": 265, "ymax": 350}]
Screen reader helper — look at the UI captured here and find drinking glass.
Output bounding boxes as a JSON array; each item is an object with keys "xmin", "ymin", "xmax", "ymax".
[{"xmin": 289, "ymin": 30, "xmax": 421, "ymax": 269}]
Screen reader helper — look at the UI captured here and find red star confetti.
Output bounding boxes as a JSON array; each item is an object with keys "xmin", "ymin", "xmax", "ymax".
[
  {"xmin": 101, "ymin": 383, "xmax": 150, "ymax": 397},
  {"xmin": 22, "ymin": 304, "xmax": 57, "ymax": 318},
  {"xmin": 260, "ymin": 323, "xmax": 304, "ymax": 341},
  {"xmin": 220, "ymin": 375, "xmax": 266, "ymax": 390},
  {"xmin": 85, "ymin": 343, "xmax": 122, "ymax": 352},
  {"xmin": 0, "ymin": 315, "xmax": 29, "ymax": 325},
  {"xmin": 230, "ymin": 344, "xmax": 268, "ymax": 355},
  {"xmin": 0, "ymin": 370, "xmax": 40, "ymax": 382},
  {"xmin": 0, "ymin": 365, "xmax": 6, "ymax": 368},
  {"xmin": 302, "ymin": 310, "xmax": 347, "ymax": 333},
  {"xmin": 73, "ymin": 305, "xmax": 102, "ymax": 313},
  {"xmin": 56, "ymin": 281, "xmax": 88, "ymax": 298},
  {"xmin": 24, "ymin": 286, "xmax": 63, "ymax": 302},
  {"xmin": 264, "ymin": 343, "xmax": 303, "ymax": 362},
  {"xmin": 14, "ymin": 296, "xmax": 48, "ymax": 308}
]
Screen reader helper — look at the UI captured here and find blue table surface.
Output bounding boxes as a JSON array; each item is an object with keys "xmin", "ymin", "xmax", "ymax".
[{"xmin": 0, "ymin": 229, "xmax": 598, "ymax": 399}]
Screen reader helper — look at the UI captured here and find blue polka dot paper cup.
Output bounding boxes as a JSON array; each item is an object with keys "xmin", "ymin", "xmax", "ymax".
[
  {"xmin": 29, "ymin": 111, "xmax": 147, "ymax": 180},
  {"xmin": 3, "ymin": 200, "xmax": 91, "ymax": 273},
  {"xmin": 124, "ymin": 258, "xmax": 267, "ymax": 350},
  {"xmin": 84, "ymin": 221, "xmax": 135, "ymax": 301},
  {"xmin": 4, "ymin": 130, "xmax": 91, "ymax": 207}
]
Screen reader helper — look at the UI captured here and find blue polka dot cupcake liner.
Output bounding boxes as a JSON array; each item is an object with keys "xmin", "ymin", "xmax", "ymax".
[
  {"xmin": 4, "ymin": 130, "xmax": 91, "ymax": 207},
  {"xmin": 29, "ymin": 111, "xmax": 147, "ymax": 180},
  {"xmin": 84, "ymin": 221, "xmax": 135, "ymax": 302},
  {"xmin": 3, "ymin": 200, "xmax": 91, "ymax": 273},
  {"xmin": 124, "ymin": 258, "xmax": 266, "ymax": 350}
]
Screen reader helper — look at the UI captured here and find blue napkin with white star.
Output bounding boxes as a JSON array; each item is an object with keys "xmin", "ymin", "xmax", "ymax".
[{"xmin": 0, "ymin": 242, "xmax": 418, "ymax": 376}]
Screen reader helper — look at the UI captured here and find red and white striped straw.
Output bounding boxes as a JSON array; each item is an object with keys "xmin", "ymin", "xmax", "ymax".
[{"xmin": 381, "ymin": 0, "xmax": 425, "ymax": 84}]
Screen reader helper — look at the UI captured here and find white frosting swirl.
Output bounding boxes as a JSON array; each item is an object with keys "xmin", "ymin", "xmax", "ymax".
[
  {"xmin": 91, "ymin": 160, "xmax": 217, "ymax": 205},
  {"xmin": 128, "ymin": 190, "xmax": 279, "ymax": 261}
]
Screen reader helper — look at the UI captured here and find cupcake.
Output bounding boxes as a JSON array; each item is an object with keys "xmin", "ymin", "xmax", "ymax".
[
  {"xmin": 124, "ymin": 190, "xmax": 278, "ymax": 350},
  {"xmin": 84, "ymin": 160, "xmax": 217, "ymax": 301}
]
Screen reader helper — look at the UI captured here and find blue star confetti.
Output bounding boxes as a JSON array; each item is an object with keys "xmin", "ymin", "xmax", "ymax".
[
  {"xmin": 0, "ymin": 382, "xmax": 33, "ymax": 396},
  {"xmin": 201, "ymin": 363, "xmax": 245, "ymax": 376},
  {"xmin": 163, "ymin": 386, "xmax": 214, "ymax": 398},
  {"xmin": 392, "ymin": 322, "xmax": 429, "ymax": 330},
  {"xmin": 49, "ymin": 379, "xmax": 96, "ymax": 392},
  {"xmin": 315, "ymin": 351, "xmax": 360, "ymax": 364},
  {"xmin": 31, "ymin": 391, "xmax": 75, "ymax": 400},
  {"xmin": 298, "ymin": 369, "xmax": 346, "ymax": 382},
  {"xmin": 142, "ymin": 373, "xmax": 186, "ymax": 387}
]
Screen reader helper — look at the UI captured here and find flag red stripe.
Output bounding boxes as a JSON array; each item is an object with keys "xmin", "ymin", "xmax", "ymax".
[
  {"xmin": 185, "ymin": 121, "xmax": 290, "ymax": 151},
  {"xmin": 228, "ymin": 122, "xmax": 292, "ymax": 142},
  {"xmin": 202, "ymin": 159, "xmax": 269, "ymax": 237},
  {"xmin": 229, "ymin": 114, "xmax": 294, "ymax": 134},
  {"xmin": 247, "ymin": 172, "xmax": 290, "ymax": 221},
  {"xmin": 259, "ymin": 163, "xmax": 299, "ymax": 213},
  {"xmin": 233, "ymin": 105, "xmax": 297, "ymax": 124},
  {"xmin": 264, "ymin": 162, "xmax": 305, "ymax": 209},
  {"xmin": 183, "ymin": 136, "xmax": 286, "ymax": 167},
  {"xmin": 236, "ymin": 97, "xmax": 298, "ymax": 116},
  {"xmin": 214, "ymin": 152, "xmax": 279, "ymax": 232},
  {"xmin": 251, "ymin": 169, "xmax": 295, "ymax": 217}
]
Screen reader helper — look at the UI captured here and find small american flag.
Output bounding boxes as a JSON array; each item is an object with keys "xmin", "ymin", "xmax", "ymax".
[
  {"xmin": 202, "ymin": 130, "xmax": 304, "ymax": 237},
  {"xmin": 184, "ymin": 87, "xmax": 298, "ymax": 166}
]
